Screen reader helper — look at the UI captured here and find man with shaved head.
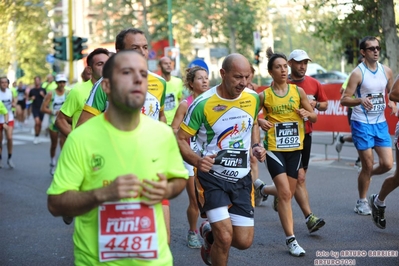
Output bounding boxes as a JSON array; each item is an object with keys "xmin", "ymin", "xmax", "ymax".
[
  {"xmin": 177, "ymin": 53, "xmax": 266, "ymax": 265},
  {"xmin": 159, "ymin": 56, "xmax": 184, "ymax": 125},
  {"xmin": 47, "ymin": 50, "xmax": 188, "ymax": 265}
]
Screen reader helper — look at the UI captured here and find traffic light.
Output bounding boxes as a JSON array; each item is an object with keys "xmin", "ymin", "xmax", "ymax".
[
  {"xmin": 53, "ymin": 37, "xmax": 67, "ymax": 61},
  {"xmin": 72, "ymin": 36, "xmax": 88, "ymax": 60},
  {"xmin": 254, "ymin": 48, "xmax": 261, "ymax": 65}
]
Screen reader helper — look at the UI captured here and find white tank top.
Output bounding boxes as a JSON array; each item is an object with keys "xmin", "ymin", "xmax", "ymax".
[
  {"xmin": 351, "ymin": 62, "xmax": 388, "ymax": 124},
  {"xmin": 0, "ymin": 88, "xmax": 14, "ymax": 123}
]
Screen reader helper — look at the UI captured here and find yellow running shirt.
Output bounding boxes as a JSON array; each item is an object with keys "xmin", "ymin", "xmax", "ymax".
[
  {"xmin": 47, "ymin": 114, "xmax": 188, "ymax": 265},
  {"xmin": 262, "ymin": 84, "xmax": 305, "ymax": 151}
]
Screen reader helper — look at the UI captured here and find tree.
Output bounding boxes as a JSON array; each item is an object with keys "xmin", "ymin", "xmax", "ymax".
[
  {"xmin": 381, "ymin": 0, "xmax": 399, "ymax": 75},
  {"xmin": 301, "ymin": 0, "xmax": 399, "ymax": 74},
  {"xmin": 0, "ymin": 1, "xmax": 58, "ymax": 83}
]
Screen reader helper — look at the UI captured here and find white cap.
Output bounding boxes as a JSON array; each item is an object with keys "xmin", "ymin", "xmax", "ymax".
[
  {"xmin": 288, "ymin": 49, "xmax": 312, "ymax": 62},
  {"xmin": 55, "ymin": 73, "xmax": 67, "ymax": 82}
]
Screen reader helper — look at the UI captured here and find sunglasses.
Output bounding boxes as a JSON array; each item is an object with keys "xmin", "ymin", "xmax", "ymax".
[{"xmin": 364, "ymin": 46, "xmax": 381, "ymax": 52}]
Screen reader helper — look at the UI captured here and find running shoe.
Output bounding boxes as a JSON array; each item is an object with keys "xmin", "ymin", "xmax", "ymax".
[
  {"xmin": 7, "ymin": 159, "xmax": 15, "ymax": 169},
  {"xmin": 272, "ymin": 195, "xmax": 279, "ymax": 212},
  {"xmin": 200, "ymin": 221, "xmax": 212, "ymax": 265},
  {"xmin": 33, "ymin": 137, "xmax": 39, "ymax": 145},
  {"xmin": 63, "ymin": 216, "xmax": 74, "ymax": 225},
  {"xmin": 254, "ymin": 179, "xmax": 268, "ymax": 206},
  {"xmin": 354, "ymin": 199, "xmax": 371, "ymax": 215},
  {"xmin": 369, "ymin": 194, "xmax": 386, "ymax": 229},
  {"xmin": 355, "ymin": 158, "xmax": 361, "ymax": 168},
  {"xmin": 306, "ymin": 213, "xmax": 325, "ymax": 233},
  {"xmin": 286, "ymin": 238, "xmax": 306, "ymax": 257},
  {"xmin": 335, "ymin": 135, "xmax": 344, "ymax": 153},
  {"xmin": 50, "ymin": 163, "xmax": 56, "ymax": 176},
  {"xmin": 187, "ymin": 230, "xmax": 202, "ymax": 248}
]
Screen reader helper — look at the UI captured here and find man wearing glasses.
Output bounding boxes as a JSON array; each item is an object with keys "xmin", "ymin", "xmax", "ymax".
[{"xmin": 341, "ymin": 36, "xmax": 396, "ymax": 216}]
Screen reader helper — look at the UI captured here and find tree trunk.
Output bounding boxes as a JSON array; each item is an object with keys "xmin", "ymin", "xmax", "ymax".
[{"xmin": 380, "ymin": 0, "xmax": 399, "ymax": 76}]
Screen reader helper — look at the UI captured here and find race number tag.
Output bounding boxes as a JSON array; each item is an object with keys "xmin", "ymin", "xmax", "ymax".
[
  {"xmin": 98, "ymin": 202, "xmax": 158, "ymax": 262},
  {"xmin": 210, "ymin": 149, "xmax": 248, "ymax": 182},
  {"xmin": 275, "ymin": 122, "xmax": 300, "ymax": 149},
  {"xmin": 164, "ymin": 93, "xmax": 175, "ymax": 111},
  {"xmin": 367, "ymin": 93, "xmax": 385, "ymax": 114}
]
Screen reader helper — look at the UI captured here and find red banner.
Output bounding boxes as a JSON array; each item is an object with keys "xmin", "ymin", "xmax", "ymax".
[{"xmin": 256, "ymin": 84, "xmax": 397, "ymax": 135}]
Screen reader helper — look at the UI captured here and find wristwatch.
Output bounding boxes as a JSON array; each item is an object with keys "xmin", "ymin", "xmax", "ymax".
[
  {"xmin": 316, "ymin": 102, "xmax": 321, "ymax": 110},
  {"xmin": 4, "ymin": 121, "xmax": 9, "ymax": 125}
]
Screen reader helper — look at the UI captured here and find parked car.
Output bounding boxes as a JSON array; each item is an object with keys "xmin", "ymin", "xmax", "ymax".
[
  {"xmin": 310, "ymin": 71, "xmax": 348, "ymax": 84},
  {"xmin": 306, "ymin": 63, "xmax": 327, "ymax": 76}
]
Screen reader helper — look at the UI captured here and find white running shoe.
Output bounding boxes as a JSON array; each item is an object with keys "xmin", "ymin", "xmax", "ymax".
[
  {"xmin": 7, "ymin": 159, "xmax": 15, "ymax": 169},
  {"xmin": 33, "ymin": 137, "xmax": 39, "ymax": 145},
  {"xmin": 287, "ymin": 238, "xmax": 306, "ymax": 257},
  {"xmin": 335, "ymin": 135, "xmax": 344, "ymax": 153},
  {"xmin": 354, "ymin": 200, "xmax": 371, "ymax": 215}
]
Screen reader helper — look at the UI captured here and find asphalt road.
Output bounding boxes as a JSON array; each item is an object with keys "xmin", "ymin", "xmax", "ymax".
[{"xmin": 1, "ymin": 126, "xmax": 399, "ymax": 266}]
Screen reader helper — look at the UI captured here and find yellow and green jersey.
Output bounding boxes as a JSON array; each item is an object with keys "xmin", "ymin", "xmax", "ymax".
[
  {"xmin": 181, "ymin": 86, "xmax": 260, "ymax": 182},
  {"xmin": 47, "ymin": 114, "xmax": 188, "ymax": 265},
  {"xmin": 84, "ymin": 72, "xmax": 166, "ymax": 121},
  {"xmin": 262, "ymin": 84, "xmax": 305, "ymax": 151},
  {"xmin": 60, "ymin": 80, "xmax": 93, "ymax": 129}
]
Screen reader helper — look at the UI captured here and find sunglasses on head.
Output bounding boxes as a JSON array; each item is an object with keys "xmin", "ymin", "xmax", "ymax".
[{"xmin": 364, "ymin": 46, "xmax": 381, "ymax": 52}]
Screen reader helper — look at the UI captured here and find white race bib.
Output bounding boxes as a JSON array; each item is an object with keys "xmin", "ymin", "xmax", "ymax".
[
  {"xmin": 98, "ymin": 202, "xmax": 158, "ymax": 262},
  {"xmin": 275, "ymin": 122, "xmax": 300, "ymax": 149}
]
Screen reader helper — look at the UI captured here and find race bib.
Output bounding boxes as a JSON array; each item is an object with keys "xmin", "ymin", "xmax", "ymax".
[
  {"xmin": 210, "ymin": 149, "xmax": 249, "ymax": 182},
  {"xmin": 98, "ymin": 202, "xmax": 158, "ymax": 262},
  {"xmin": 275, "ymin": 122, "xmax": 300, "ymax": 149},
  {"xmin": 367, "ymin": 93, "xmax": 385, "ymax": 114},
  {"xmin": 164, "ymin": 93, "xmax": 175, "ymax": 111}
]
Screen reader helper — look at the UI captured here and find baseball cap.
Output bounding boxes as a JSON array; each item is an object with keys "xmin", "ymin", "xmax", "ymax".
[
  {"xmin": 288, "ymin": 50, "xmax": 312, "ymax": 62},
  {"xmin": 55, "ymin": 73, "xmax": 67, "ymax": 82}
]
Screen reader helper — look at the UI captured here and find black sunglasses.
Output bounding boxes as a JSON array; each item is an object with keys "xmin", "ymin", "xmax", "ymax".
[{"xmin": 364, "ymin": 46, "xmax": 381, "ymax": 52}]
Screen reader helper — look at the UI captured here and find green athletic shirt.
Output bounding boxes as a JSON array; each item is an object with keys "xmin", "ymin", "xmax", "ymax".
[
  {"xmin": 42, "ymin": 81, "xmax": 57, "ymax": 92},
  {"xmin": 164, "ymin": 76, "xmax": 183, "ymax": 125},
  {"xmin": 60, "ymin": 80, "xmax": 93, "ymax": 129},
  {"xmin": 83, "ymin": 72, "xmax": 166, "ymax": 121},
  {"xmin": 47, "ymin": 114, "xmax": 188, "ymax": 265}
]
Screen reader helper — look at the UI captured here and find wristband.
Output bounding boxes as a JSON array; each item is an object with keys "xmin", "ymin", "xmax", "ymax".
[{"xmin": 252, "ymin": 143, "xmax": 261, "ymax": 149}]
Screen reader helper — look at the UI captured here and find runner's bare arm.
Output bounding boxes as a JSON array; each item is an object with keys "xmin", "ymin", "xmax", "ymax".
[
  {"xmin": 40, "ymin": 92, "xmax": 53, "ymax": 115},
  {"xmin": 389, "ymin": 75, "xmax": 399, "ymax": 102},
  {"xmin": 384, "ymin": 66, "xmax": 397, "ymax": 115},
  {"xmin": 76, "ymin": 109, "xmax": 95, "ymax": 128},
  {"xmin": 176, "ymin": 128, "xmax": 215, "ymax": 172},
  {"xmin": 47, "ymin": 174, "xmax": 142, "ymax": 217},
  {"xmin": 298, "ymin": 87, "xmax": 317, "ymax": 123},
  {"xmin": 341, "ymin": 69, "xmax": 363, "ymax": 107},
  {"xmin": 251, "ymin": 122, "xmax": 266, "ymax": 162},
  {"xmin": 159, "ymin": 109, "xmax": 167, "ymax": 123},
  {"xmin": 55, "ymin": 111, "xmax": 72, "ymax": 137},
  {"xmin": 170, "ymin": 102, "xmax": 188, "ymax": 134}
]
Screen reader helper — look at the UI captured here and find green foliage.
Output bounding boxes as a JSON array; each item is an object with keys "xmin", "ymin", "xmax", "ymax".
[
  {"xmin": 0, "ymin": 0, "xmax": 58, "ymax": 84},
  {"xmin": 300, "ymin": 0, "xmax": 397, "ymax": 71}
]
